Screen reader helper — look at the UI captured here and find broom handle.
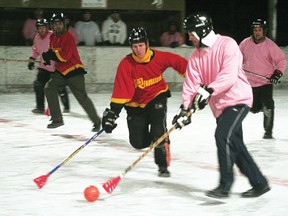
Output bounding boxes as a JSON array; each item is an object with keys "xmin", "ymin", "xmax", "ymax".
[
  {"xmin": 0, "ymin": 58, "xmax": 41, "ymax": 63},
  {"xmin": 123, "ymin": 111, "xmax": 192, "ymax": 176},
  {"xmin": 123, "ymin": 124, "xmax": 177, "ymax": 176}
]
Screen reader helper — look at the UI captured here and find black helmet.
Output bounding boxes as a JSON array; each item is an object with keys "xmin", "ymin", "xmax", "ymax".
[
  {"xmin": 183, "ymin": 12, "xmax": 213, "ymax": 38},
  {"xmin": 50, "ymin": 13, "xmax": 65, "ymax": 23},
  {"xmin": 128, "ymin": 27, "xmax": 149, "ymax": 45},
  {"xmin": 251, "ymin": 19, "xmax": 267, "ymax": 34},
  {"xmin": 36, "ymin": 18, "xmax": 48, "ymax": 28}
]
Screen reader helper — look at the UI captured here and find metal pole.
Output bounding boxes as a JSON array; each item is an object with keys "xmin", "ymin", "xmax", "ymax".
[{"xmin": 267, "ymin": 0, "xmax": 277, "ymax": 42}]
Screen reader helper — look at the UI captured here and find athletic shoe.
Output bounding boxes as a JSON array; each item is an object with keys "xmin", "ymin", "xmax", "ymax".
[
  {"xmin": 92, "ymin": 117, "xmax": 101, "ymax": 132},
  {"xmin": 241, "ymin": 184, "xmax": 271, "ymax": 198},
  {"xmin": 31, "ymin": 108, "xmax": 44, "ymax": 114},
  {"xmin": 158, "ymin": 166, "xmax": 170, "ymax": 177},
  {"xmin": 63, "ymin": 108, "xmax": 70, "ymax": 113},
  {"xmin": 47, "ymin": 119, "xmax": 64, "ymax": 129},
  {"xmin": 206, "ymin": 186, "xmax": 229, "ymax": 198},
  {"xmin": 263, "ymin": 132, "xmax": 273, "ymax": 139}
]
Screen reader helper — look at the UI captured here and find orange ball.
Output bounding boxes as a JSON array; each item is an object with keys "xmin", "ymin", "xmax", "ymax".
[{"xmin": 84, "ymin": 185, "xmax": 100, "ymax": 202}]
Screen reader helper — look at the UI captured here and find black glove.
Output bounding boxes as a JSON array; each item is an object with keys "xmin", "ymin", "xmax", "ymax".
[
  {"xmin": 102, "ymin": 108, "xmax": 119, "ymax": 133},
  {"xmin": 270, "ymin": 69, "xmax": 282, "ymax": 84},
  {"xmin": 27, "ymin": 57, "xmax": 35, "ymax": 70},
  {"xmin": 42, "ymin": 51, "xmax": 51, "ymax": 65},
  {"xmin": 42, "ymin": 49, "xmax": 59, "ymax": 65},
  {"xmin": 172, "ymin": 105, "xmax": 191, "ymax": 129},
  {"xmin": 192, "ymin": 84, "xmax": 213, "ymax": 111}
]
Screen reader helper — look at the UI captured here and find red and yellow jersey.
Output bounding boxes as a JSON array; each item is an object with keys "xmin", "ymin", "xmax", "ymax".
[
  {"xmin": 49, "ymin": 31, "xmax": 84, "ymax": 75},
  {"xmin": 111, "ymin": 49, "xmax": 187, "ymax": 108}
]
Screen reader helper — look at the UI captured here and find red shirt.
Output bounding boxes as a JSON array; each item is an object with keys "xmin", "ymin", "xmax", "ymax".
[
  {"xmin": 111, "ymin": 49, "xmax": 187, "ymax": 108},
  {"xmin": 49, "ymin": 31, "xmax": 84, "ymax": 75}
]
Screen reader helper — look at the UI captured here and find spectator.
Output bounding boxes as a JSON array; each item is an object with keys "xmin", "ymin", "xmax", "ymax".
[
  {"xmin": 28, "ymin": 18, "xmax": 70, "ymax": 114},
  {"xmin": 75, "ymin": 10, "xmax": 102, "ymax": 46},
  {"xmin": 101, "ymin": 10, "xmax": 127, "ymax": 46},
  {"xmin": 239, "ymin": 19, "xmax": 286, "ymax": 139},
  {"xmin": 42, "ymin": 13, "xmax": 101, "ymax": 131},
  {"xmin": 65, "ymin": 15, "xmax": 79, "ymax": 45},
  {"xmin": 160, "ymin": 21, "xmax": 184, "ymax": 48},
  {"xmin": 23, "ymin": 8, "xmax": 44, "ymax": 46}
]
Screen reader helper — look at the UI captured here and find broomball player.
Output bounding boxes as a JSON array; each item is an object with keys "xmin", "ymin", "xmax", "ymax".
[
  {"xmin": 28, "ymin": 18, "xmax": 70, "ymax": 114},
  {"xmin": 172, "ymin": 12, "xmax": 270, "ymax": 198},
  {"xmin": 42, "ymin": 13, "xmax": 101, "ymax": 131},
  {"xmin": 101, "ymin": 27, "xmax": 187, "ymax": 177},
  {"xmin": 239, "ymin": 19, "xmax": 286, "ymax": 139}
]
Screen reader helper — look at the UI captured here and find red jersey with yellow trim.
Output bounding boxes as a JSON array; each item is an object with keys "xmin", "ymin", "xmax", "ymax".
[
  {"xmin": 111, "ymin": 49, "xmax": 187, "ymax": 108},
  {"xmin": 49, "ymin": 31, "xmax": 84, "ymax": 75}
]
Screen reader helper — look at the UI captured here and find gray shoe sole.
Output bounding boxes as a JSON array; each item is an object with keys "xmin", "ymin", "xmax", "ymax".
[{"xmin": 47, "ymin": 121, "xmax": 64, "ymax": 129}]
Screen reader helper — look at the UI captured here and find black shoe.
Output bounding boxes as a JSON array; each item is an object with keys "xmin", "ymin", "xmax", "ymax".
[
  {"xmin": 206, "ymin": 186, "xmax": 229, "ymax": 198},
  {"xmin": 47, "ymin": 119, "xmax": 64, "ymax": 129},
  {"xmin": 32, "ymin": 108, "xmax": 44, "ymax": 114},
  {"xmin": 241, "ymin": 184, "xmax": 270, "ymax": 198},
  {"xmin": 263, "ymin": 132, "xmax": 273, "ymax": 139},
  {"xmin": 63, "ymin": 108, "xmax": 70, "ymax": 113},
  {"xmin": 92, "ymin": 118, "xmax": 101, "ymax": 132},
  {"xmin": 158, "ymin": 167, "xmax": 170, "ymax": 177}
]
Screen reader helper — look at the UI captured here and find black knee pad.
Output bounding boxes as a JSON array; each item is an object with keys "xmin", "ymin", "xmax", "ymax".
[{"xmin": 129, "ymin": 136, "xmax": 150, "ymax": 149}]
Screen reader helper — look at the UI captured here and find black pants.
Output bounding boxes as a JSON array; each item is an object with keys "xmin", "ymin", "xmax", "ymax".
[
  {"xmin": 251, "ymin": 84, "xmax": 274, "ymax": 134},
  {"xmin": 34, "ymin": 68, "xmax": 69, "ymax": 110},
  {"xmin": 45, "ymin": 70, "xmax": 99, "ymax": 124},
  {"xmin": 126, "ymin": 96, "xmax": 170, "ymax": 168},
  {"xmin": 215, "ymin": 105, "xmax": 268, "ymax": 192}
]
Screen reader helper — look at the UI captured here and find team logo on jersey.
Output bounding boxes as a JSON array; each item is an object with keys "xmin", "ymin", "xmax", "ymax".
[{"xmin": 134, "ymin": 75, "xmax": 162, "ymax": 89}]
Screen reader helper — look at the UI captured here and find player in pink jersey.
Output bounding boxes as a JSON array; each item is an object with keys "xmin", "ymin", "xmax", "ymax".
[
  {"xmin": 173, "ymin": 12, "xmax": 270, "ymax": 199},
  {"xmin": 239, "ymin": 19, "xmax": 286, "ymax": 139}
]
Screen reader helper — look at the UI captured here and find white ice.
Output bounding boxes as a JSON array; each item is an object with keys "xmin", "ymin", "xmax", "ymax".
[{"xmin": 0, "ymin": 89, "xmax": 287, "ymax": 216}]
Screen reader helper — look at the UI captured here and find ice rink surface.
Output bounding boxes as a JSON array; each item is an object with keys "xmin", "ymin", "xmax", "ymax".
[{"xmin": 0, "ymin": 89, "xmax": 287, "ymax": 216}]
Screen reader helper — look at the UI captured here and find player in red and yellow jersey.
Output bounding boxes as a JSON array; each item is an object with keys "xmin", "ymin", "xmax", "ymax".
[
  {"xmin": 102, "ymin": 27, "xmax": 187, "ymax": 177},
  {"xmin": 42, "ymin": 13, "xmax": 101, "ymax": 131}
]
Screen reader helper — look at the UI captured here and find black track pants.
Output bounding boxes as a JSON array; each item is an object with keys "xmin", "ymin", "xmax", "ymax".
[
  {"xmin": 215, "ymin": 105, "xmax": 268, "ymax": 192},
  {"xmin": 126, "ymin": 97, "xmax": 170, "ymax": 168}
]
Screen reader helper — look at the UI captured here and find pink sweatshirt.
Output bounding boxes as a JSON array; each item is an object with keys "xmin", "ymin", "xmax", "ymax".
[
  {"xmin": 160, "ymin": 32, "xmax": 184, "ymax": 47},
  {"xmin": 31, "ymin": 30, "xmax": 55, "ymax": 72},
  {"xmin": 239, "ymin": 37, "xmax": 286, "ymax": 87},
  {"xmin": 23, "ymin": 18, "xmax": 37, "ymax": 41},
  {"xmin": 182, "ymin": 34, "xmax": 252, "ymax": 118}
]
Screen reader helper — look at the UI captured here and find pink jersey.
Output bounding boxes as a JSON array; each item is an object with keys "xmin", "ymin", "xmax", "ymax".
[
  {"xmin": 23, "ymin": 18, "xmax": 37, "ymax": 41},
  {"xmin": 182, "ymin": 34, "xmax": 252, "ymax": 118},
  {"xmin": 160, "ymin": 32, "xmax": 184, "ymax": 47},
  {"xmin": 31, "ymin": 30, "xmax": 55, "ymax": 72},
  {"xmin": 239, "ymin": 37, "xmax": 286, "ymax": 87}
]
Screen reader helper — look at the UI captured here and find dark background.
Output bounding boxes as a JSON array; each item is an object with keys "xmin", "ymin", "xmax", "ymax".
[
  {"xmin": 0, "ymin": 0, "xmax": 287, "ymax": 46},
  {"xmin": 185, "ymin": 0, "xmax": 288, "ymax": 45}
]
